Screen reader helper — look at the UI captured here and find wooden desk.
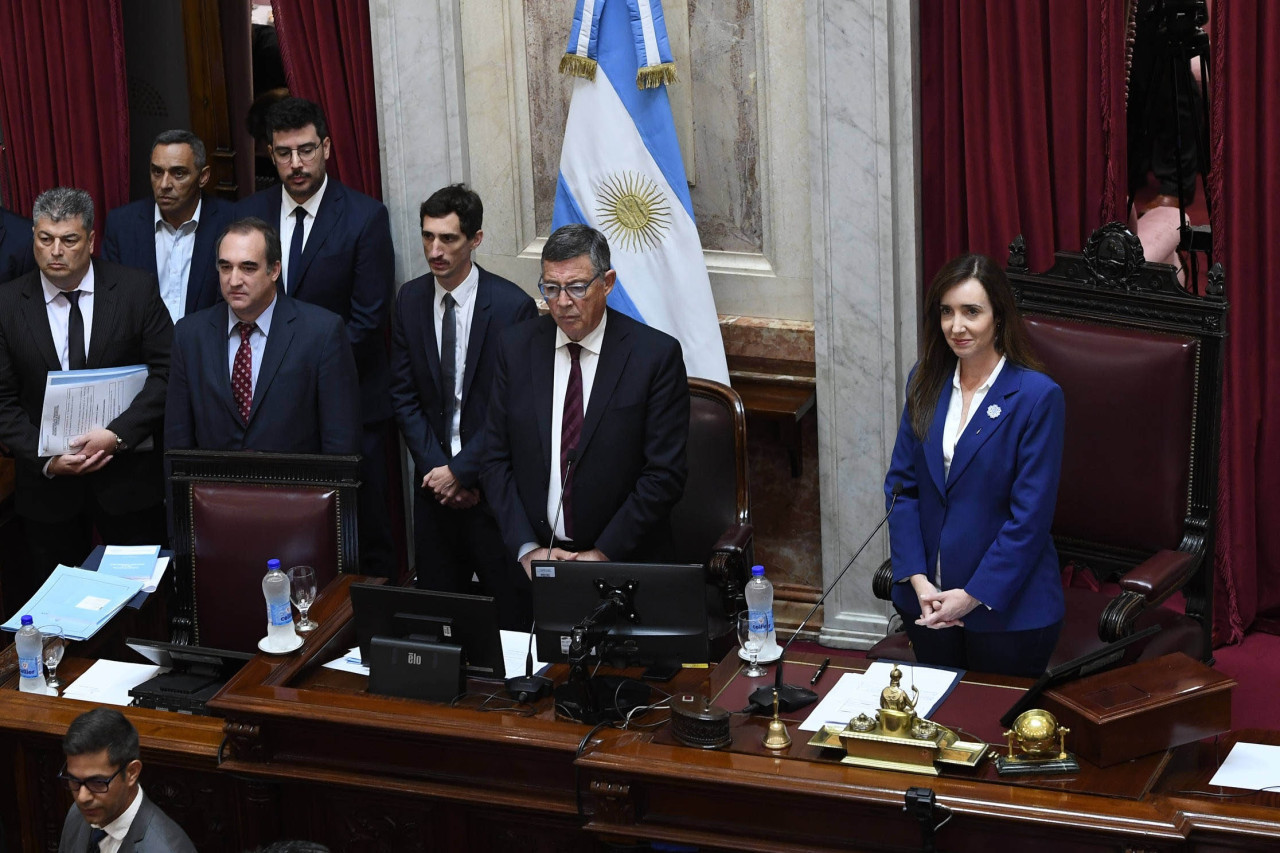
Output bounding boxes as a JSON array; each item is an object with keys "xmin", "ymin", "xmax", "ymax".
[{"xmin": 5, "ymin": 575, "xmax": 1279, "ymax": 852}]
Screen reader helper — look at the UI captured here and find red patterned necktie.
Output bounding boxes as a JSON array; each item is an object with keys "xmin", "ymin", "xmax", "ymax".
[
  {"xmin": 561, "ymin": 343, "xmax": 583, "ymax": 539},
  {"xmin": 232, "ymin": 321, "xmax": 255, "ymax": 421}
]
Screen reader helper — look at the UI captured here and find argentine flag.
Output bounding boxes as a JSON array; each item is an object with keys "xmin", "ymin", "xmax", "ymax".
[{"xmin": 553, "ymin": 0, "xmax": 729, "ymax": 383}]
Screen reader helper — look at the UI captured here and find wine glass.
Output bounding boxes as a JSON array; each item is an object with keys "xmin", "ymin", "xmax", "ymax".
[
  {"xmin": 737, "ymin": 611, "xmax": 766, "ymax": 677},
  {"xmin": 287, "ymin": 565, "xmax": 319, "ymax": 633},
  {"xmin": 39, "ymin": 626, "xmax": 66, "ymax": 692}
]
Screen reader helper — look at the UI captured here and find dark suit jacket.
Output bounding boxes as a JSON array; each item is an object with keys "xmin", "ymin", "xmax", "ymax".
[
  {"xmin": 235, "ymin": 179, "xmax": 394, "ymax": 424},
  {"xmin": 886, "ymin": 363, "xmax": 1066, "ymax": 632},
  {"xmin": 0, "ymin": 261, "xmax": 172, "ymax": 522},
  {"xmin": 0, "ymin": 205, "xmax": 35, "ymax": 284},
  {"xmin": 59, "ymin": 791, "xmax": 197, "ymax": 853},
  {"xmin": 101, "ymin": 194, "xmax": 235, "ymax": 316},
  {"xmin": 480, "ymin": 309, "xmax": 689, "ymax": 562},
  {"xmin": 391, "ymin": 265, "xmax": 537, "ymax": 490},
  {"xmin": 165, "ymin": 292, "xmax": 360, "ymax": 454}
]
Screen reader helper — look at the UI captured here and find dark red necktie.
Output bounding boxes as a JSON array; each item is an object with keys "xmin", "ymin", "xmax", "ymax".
[
  {"xmin": 561, "ymin": 343, "xmax": 583, "ymax": 539},
  {"xmin": 232, "ymin": 321, "xmax": 255, "ymax": 421}
]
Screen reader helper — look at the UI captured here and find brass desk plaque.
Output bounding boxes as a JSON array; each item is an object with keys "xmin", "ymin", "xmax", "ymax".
[
  {"xmin": 993, "ymin": 708, "xmax": 1079, "ymax": 776},
  {"xmin": 805, "ymin": 665, "xmax": 987, "ymax": 776}
]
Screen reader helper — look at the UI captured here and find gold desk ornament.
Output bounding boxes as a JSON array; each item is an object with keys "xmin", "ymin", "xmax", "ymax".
[
  {"xmin": 993, "ymin": 708, "xmax": 1080, "ymax": 776},
  {"xmin": 763, "ymin": 688, "xmax": 792, "ymax": 750},
  {"xmin": 806, "ymin": 665, "xmax": 987, "ymax": 775}
]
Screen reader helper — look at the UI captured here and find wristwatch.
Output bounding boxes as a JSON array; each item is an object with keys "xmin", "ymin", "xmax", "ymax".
[{"xmin": 113, "ymin": 431, "xmax": 128, "ymax": 453}]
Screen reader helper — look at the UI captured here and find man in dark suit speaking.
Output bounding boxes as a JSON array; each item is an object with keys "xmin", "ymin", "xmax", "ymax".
[
  {"xmin": 481, "ymin": 224, "xmax": 689, "ymax": 579},
  {"xmin": 101, "ymin": 129, "xmax": 235, "ymax": 322},
  {"xmin": 391, "ymin": 184, "xmax": 537, "ymax": 627},
  {"xmin": 165, "ymin": 217, "xmax": 360, "ymax": 455},
  {"xmin": 0, "ymin": 203, "xmax": 35, "ymax": 283},
  {"xmin": 0, "ymin": 187, "xmax": 172, "ymax": 609},
  {"xmin": 235, "ymin": 96, "xmax": 396, "ymax": 576}
]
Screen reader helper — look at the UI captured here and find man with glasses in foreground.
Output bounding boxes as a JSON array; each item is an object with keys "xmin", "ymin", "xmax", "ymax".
[
  {"xmin": 481, "ymin": 224, "xmax": 689, "ymax": 581},
  {"xmin": 57, "ymin": 708, "xmax": 196, "ymax": 852}
]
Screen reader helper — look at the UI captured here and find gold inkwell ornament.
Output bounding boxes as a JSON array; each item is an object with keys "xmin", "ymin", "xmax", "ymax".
[
  {"xmin": 807, "ymin": 665, "xmax": 987, "ymax": 775},
  {"xmin": 993, "ymin": 708, "xmax": 1079, "ymax": 775}
]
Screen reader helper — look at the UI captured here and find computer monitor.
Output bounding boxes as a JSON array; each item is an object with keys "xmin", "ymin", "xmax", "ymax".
[
  {"xmin": 349, "ymin": 584, "xmax": 505, "ymax": 678},
  {"xmin": 530, "ymin": 560, "xmax": 709, "ymax": 667}
]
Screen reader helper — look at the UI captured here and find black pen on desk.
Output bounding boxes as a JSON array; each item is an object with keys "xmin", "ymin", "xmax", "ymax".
[{"xmin": 810, "ymin": 657, "xmax": 831, "ymax": 685}]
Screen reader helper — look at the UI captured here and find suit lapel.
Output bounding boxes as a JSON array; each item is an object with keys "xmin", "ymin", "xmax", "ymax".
[
  {"xmin": 138, "ymin": 204, "xmax": 160, "ymax": 281},
  {"xmin": 248, "ymin": 296, "xmax": 296, "ymax": 424},
  {"xmin": 19, "ymin": 277, "xmax": 61, "ymax": 371},
  {"xmin": 924, "ymin": 380, "xmax": 950, "ymax": 498},
  {"xmin": 945, "ymin": 364, "xmax": 1023, "ymax": 489},
  {"xmin": 291, "ymin": 181, "xmax": 343, "ymax": 296},
  {"xmin": 462, "ymin": 270, "xmax": 492, "ymax": 403},
  {"xmin": 86, "ymin": 262, "xmax": 116, "ymax": 367},
  {"xmin": 531, "ymin": 320, "xmax": 556, "ymax": 478},
  {"xmin": 208, "ymin": 307, "xmax": 242, "ymax": 423},
  {"xmin": 422, "ymin": 282, "xmax": 443, "ymax": 394},
  {"xmin": 577, "ymin": 312, "xmax": 630, "ymax": 457},
  {"xmin": 186, "ymin": 197, "xmax": 216, "ymax": 314}
]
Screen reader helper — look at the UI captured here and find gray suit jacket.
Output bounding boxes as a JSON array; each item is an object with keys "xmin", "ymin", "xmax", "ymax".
[{"xmin": 59, "ymin": 792, "xmax": 197, "ymax": 853}]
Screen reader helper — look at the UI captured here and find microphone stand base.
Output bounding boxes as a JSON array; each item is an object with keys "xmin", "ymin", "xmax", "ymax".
[
  {"xmin": 750, "ymin": 683, "xmax": 818, "ymax": 713},
  {"xmin": 504, "ymin": 675, "xmax": 553, "ymax": 703}
]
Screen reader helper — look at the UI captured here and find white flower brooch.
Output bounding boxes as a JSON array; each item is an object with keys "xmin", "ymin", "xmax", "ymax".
[{"xmin": 986, "ymin": 404, "xmax": 1002, "ymax": 419}]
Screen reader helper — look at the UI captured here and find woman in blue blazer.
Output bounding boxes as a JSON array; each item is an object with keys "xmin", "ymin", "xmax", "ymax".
[{"xmin": 885, "ymin": 254, "xmax": 1065, "ymax": 677}]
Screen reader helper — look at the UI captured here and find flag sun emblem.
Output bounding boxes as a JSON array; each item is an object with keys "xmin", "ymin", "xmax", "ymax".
[{"xmin": 596, "ymin": 171, "xmax": 672, "ymax": 252}]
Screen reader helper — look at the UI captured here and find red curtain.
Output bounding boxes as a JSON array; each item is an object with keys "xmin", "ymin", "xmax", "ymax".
[
  {"xmin": 1209, "ymin": 2, "xmax": 1280, "ymax": 643},
  {"xmin": 920, "ymin": 0, "xmax": 1128, "ymax": 279},
  {"xmin": 271, "ymin": 0, "xmax": 383, "ymax": 200},
  {"xmin": 0, "ymin": 0, "xmax": 130, "ymax": 244}
]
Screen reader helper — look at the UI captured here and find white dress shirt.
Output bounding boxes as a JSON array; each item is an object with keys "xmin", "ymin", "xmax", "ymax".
[
  {"xmin": 434, "ymin": 263, "xmax": 480, "ymax": 457},
  {"xmin": 41, "ymin": 265, "xmax": 96, "ymax": 370},
  {"xmin": 518, "ymin": 313, "xmax": 608, "ymax": 561},
  {"xmin": 91, "ymin": 783, "xmax": 145, "ymax": 853},
  {"xmin": 225, "ymin": 297, "xmax": 278, "ymax": 393},
  {"xmin": 279, "ymin": 175, "xmax": 328, "ymax": 291},
  {"xmin": 154, "ymin": 199, "xmax": 201, "ymax": 323}
]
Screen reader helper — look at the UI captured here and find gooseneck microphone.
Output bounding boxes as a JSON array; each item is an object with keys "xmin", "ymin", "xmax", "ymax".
[
  {"xmin": 748, "ymin": 483, "xmax": 904, "ymax": 713},
  {"xmin": 505, "ymin": 447, "xmax": 580, "ymax": 702}
]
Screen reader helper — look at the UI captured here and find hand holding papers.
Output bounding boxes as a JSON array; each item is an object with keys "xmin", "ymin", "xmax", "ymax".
[
  {"xmin": 1, "ymin": 566, "xmax": 143, "ymax": 641},
  {"xmin": 39, "ymin": 365, "xmax": 149, "ymax": 457}
]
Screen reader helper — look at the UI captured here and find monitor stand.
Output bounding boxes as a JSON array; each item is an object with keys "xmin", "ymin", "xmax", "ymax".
[{"xmin": 554, "ymin": 676, "xmax": 652, "ymax": 724}]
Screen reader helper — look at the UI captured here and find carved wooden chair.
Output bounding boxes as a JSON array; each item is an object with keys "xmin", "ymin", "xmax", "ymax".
[
  {"xmin": 167, "ymin": 450, "xmax": 360, "ymax": 652},
  {"xmin": 871, "ymin": 222, "xmax": 1227, "ymax": 667},
  {"xmin": 668, "ymin": 378, "xmax": 754, "ymax": 647}
]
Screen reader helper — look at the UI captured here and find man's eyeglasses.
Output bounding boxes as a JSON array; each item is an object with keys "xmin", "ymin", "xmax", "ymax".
[
  {"xmin": 57, "ymin": 763, "xmax": 125, "ymax": 794},
  {"xmin": 271, "ymin": 143, "xmax": 322, "ymax": 165},
  {"xmin": 538, "ymin": 277, "xmax": 599, "ymax": 302}
]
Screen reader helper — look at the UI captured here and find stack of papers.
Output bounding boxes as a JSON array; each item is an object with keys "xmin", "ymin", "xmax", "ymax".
[
  {"xmin": 62, "ymin": 660, "xmax": 168, "ymax": 706},
  {"xmin": 97, "ymin": 545, "xmax": 170, "ymax": 593},
  {"xmin": 1, "ymin": 566, "xmax": 143, "ymax": 641},
  {"xmin": 799, "ymin": 661, "xmax": 962, "ymax": 732},
  {"xmin": 39, "ymin": 365, "xmax": 149, "ymax": 456}
]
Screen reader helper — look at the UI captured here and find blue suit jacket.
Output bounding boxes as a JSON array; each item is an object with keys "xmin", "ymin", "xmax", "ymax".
[
  {"xmin": 0, "ymin": 205, "xmax": 35, "ymax": 284},
  {"xmin": 886, "ymin": 363, "xmax": 1066, "ymax": 632},
  {"xmin": 235, "ymin": 179, "xmax": 394, "ymax": 424},
  {"xmin": 101, "ymin": 195, "xmax": 234, "ymax": 317},
  {"xmin": 165, "ymin": 293, "xmax": 360, "ymax": 454},
  {"xmin": 391, "ymin": 265, "xmax": 537, "ymax": 490},
  {"xmin": 480, "ymin": 309, "xmax": 689, "ymax": 562}
]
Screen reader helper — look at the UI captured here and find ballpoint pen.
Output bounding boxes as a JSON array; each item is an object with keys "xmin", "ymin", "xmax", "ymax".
[{"xmin": 810, "ymin": 657, "xmax": 831, "ymax": 685}]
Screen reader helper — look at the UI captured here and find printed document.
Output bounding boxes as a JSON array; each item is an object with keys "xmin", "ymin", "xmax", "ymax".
[{"xmin": 39, "ymin": 365, "xmax": 148, "ymax": 456}]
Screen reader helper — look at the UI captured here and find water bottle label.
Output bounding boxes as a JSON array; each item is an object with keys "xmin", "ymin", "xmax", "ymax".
[
  {"xmin": 268, "ymin": 601, "xmax": 293, "ymax": 626},
  {"xmin": 748, "ymin": 609, "xmax": 773, "ymax": 635},
  {"xmin": 19, "ymin": 656, "xmax": 40, "ymax": 679}
]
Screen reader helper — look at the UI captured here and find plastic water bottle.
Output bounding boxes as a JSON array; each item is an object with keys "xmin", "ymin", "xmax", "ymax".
[
  {"xmin": 16, "ymin": 615, "xmax": 47, "ymax": 693},
  {"xmin": 261, "ymin": 559, "xmax": 295, "ymax": 650},
  {"xmin": 744, "ymin": 565, "xmax": 779, "ymax": 658}
]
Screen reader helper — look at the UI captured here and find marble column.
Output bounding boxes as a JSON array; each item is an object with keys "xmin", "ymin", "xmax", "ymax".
[
  {"xmin": 808, "ymin": 0, "xmax": 922, "ymax": 648},
  {"xmin": 368, "ymin": 0, "xmax": 468, "ymax": 284}
]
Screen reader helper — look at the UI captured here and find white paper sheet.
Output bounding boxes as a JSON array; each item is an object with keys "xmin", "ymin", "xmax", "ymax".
[
  {"xmin": 322, "ymin": 646, "xmax": 370, "ymax": 676},
  {"xmin": 799, "ymin": 661, "xmax": 960, "ymax": 732},
  {"xmin": 62, "ymin": 660, "xmax": 168, "ymax": 706},
  {"xmin": 39, "ymin": 366, "xmax": 149, "ymax": 456},
  {"xmin": 1208, "ymin": 742, "xmax": 1280, "ymax": 791}
]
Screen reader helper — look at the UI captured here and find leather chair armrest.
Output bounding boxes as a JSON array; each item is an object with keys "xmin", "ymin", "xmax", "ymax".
[
  {"xmin": 713, "ymin": 522, "xmax": 753, "ymax": 556},
  {"xmin": 709, "ymin": 523, "xmax": 754, "ymax": 615},
  {"xmin": 1119, "ymin": 548, "xmax": 1199, "ymax": 602},
  {"xmin": 872, "ymin": 559, "xmax": 894, "ymax": 601}
]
